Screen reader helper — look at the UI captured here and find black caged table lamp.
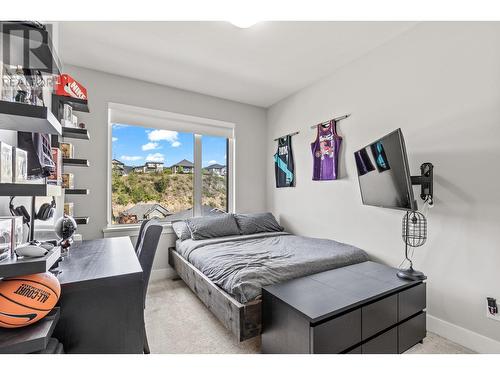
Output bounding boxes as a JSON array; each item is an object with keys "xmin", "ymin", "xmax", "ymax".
[{"xmin": 397, "ymin": 210, "xmax": 427, "ymax": 281}]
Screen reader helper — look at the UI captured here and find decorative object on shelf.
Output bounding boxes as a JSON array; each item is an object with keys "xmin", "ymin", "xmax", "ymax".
[
  {"xmin": 12, "ymin": 66, "xmax": 30, "ymax": 104},
  {"xmin": 0, "ymin": 272, "xmax": 60, "ymax": 328},
  {"xmin": 78, "ymin": 122, "xmax": 86, "ymax": 129},
  {"xmin": 15, "ymin": 243, "xmax": 49, "ymax": 258},
  {"xmin": 12, "ymin": 147, "xmax": 28, "ymax": 183},
  {"xmin": 55, "ymin": 74, "xmax": 87, "ymax": 100},
  {"xmin": 62, "ymin": 103, "xmax": 72, "ymax": 127},
  {"xmin": 1, "ymin": 65, "xmax": 15, "ymax": 102},
  {"xmin": 0, "ymin": 216, "xmax": 24, "ymax": 257},
  {"xmin": 0, "ymin": 141, "xmax": 13, "ymax": 183},
  {"xmin": 397, "ymin": 210, "xmax": 427, "ymax": 281},
  {"xmin": 63, "ymin": 202, "xmax": 74, "ymax": 216},
  {"xmin": 62, "ymin": 173, "xmax": 74, "ymax": 189},
  {"xmin": 47, "ymin": 147, "xmax": 62, "ymax": 185},
  {"xmin": 60, "ymin": 143, "xmax": 73, "ymax": 158},
  {"xmin": 17, "ymin": 132, "xmax": 55, "ymax": 179},
  {"xmin": 1, "ymin": 66, "xmax": 46, "ymax": 107},
  {"xmin": 0, "ymin": 218, "xmax": 12, "ymax": 262},
  {"xmin": 54, "ymin": 215, "xmax": 77, "ymax": 252},
  {"xmin": 9, "ymin": 196, "xmax": 56, "ymax": 225}
]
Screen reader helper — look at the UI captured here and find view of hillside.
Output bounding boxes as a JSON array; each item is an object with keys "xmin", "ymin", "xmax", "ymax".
[{"xmin": 111, "ymin": 170, "xmax": 227, "ymax": 223}]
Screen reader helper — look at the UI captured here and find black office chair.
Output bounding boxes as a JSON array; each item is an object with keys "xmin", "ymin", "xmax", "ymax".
[{"xmin": 134, "ymin": 219, "xmax": 163, "ymax": 354}]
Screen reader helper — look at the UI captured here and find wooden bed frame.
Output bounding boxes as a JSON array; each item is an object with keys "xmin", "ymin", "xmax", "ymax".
[{"xmin": 168, "ymin": 247, "xmax": 262, "ymax": 342}]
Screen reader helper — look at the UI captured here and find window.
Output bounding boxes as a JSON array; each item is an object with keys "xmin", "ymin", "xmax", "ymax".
[
  {"xmin": 109, "ymin": 106, "xmax": 233, "ymax": 226},
  {"xmin": 202, "ymin": 136, "xmax": 228, "ymax": 214}
]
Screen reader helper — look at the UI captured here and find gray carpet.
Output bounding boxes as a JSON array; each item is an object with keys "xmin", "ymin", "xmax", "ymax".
[{"xmin": 145, "ymin": 278, "xmax": 475, "ymax": 354}]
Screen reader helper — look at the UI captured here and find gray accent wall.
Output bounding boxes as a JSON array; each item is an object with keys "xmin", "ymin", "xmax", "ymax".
[{"xmin": 266, "ymin": 22, "xmax": 500, "ymax": 349}]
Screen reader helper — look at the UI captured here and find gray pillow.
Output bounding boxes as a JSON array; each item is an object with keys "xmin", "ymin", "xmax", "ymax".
[
  {"xmin": 171, "ymin": 220, "xmax": 191, "ymax": 241},
  {"xmin": 186, "ymin": 214, "xmax": 240, "ymax": 240},
  {"xmin": 234, "ymin": 212, "xmax": 284, "ymax": 235}
]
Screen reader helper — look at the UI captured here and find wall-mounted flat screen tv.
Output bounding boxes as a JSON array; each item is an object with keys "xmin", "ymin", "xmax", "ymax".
[{"xmin": 354, "ymin": 128, "xmax": 417, "ymax": 211}]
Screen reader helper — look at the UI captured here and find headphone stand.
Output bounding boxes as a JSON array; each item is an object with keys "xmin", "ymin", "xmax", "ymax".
[{"xmin": 29, "ymin": 196, "xmax": 36, "ymax": 242}]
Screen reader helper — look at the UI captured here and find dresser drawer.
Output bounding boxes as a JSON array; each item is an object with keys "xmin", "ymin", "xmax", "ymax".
[
  {"xmin": 362, "ymin": 327, "xmax": 398, "ymax": 354},
  {"xmin": 311, "ymin": 309, "xmax": 361, "ymax": 354},
  {"xmin": 399, "ymin": 283, "xmax": 426, "ymax": 321},
  {"xmin": 362, "ymin": 294, "xmax": 398, "ymax": 340},
  {"xmin": 398, "ymin": 311, "xmax": 426, "ymax": 353}
]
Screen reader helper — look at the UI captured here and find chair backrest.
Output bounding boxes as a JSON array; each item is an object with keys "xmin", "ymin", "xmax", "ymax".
[
  {"xmin": 135, "ymin": 219, "xmax": 150, "ymax": 252},
  {"xmin": 135, "ymin": 220, "xmax": 163, "ymax": 305}
]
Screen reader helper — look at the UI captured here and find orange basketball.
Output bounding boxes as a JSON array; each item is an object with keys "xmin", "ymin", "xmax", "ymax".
[{"xmin": 0, "ymin": 272, "xmax": 61, "ymax": 328}]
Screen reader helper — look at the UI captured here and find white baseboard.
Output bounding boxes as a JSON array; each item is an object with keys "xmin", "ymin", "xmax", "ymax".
[
  {"xmin": 427, "ymin": 314, "xmax": 500, "ymax": 354},
  {"xmin": 150, "ymin": 267, "xmax": 177, "ymax": 282}
]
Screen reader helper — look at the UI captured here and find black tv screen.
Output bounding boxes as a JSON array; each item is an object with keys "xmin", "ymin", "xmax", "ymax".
[{"xmin": 354, "ymin": 128, "xmax": 417, "ymax": 211}]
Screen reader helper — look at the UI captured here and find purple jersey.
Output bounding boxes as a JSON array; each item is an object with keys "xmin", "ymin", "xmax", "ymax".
[{"xmin": 311, "ymin": 120, "xmax": 342, "ymax": 180}]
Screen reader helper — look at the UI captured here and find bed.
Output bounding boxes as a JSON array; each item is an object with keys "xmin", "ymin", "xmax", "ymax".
[{"xmin": 169, "ymin": 225, "xmax": 369, "ymax": 342}]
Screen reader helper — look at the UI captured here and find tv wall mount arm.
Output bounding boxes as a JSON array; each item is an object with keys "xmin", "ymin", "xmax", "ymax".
[{"xmin": 411, "ymin": 162, "xmax": 434, "ymax": 205}]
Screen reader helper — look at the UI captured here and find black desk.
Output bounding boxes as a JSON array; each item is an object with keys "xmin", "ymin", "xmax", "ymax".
[
  {"xmin": 262, "ymin": 261, "xmax": 426, "ymax": 354},
  {"xmin": 53, "ymin": 237, "xmax": 144, "ymax": 353}
]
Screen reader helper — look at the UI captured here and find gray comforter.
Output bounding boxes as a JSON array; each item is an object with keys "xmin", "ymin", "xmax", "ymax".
[{"xmin": 176, "ymin": 232, "xmax": 369, "ymax": 303}]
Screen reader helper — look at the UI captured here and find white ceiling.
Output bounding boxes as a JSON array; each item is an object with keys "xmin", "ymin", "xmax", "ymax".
[{"xmin": 59, "ymin": 22, "xmax": 416, "ymax": 107}]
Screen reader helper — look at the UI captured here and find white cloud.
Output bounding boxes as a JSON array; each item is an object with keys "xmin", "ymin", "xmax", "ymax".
[
  {"xmin": 141, "ymin": 142, "xmax": 159, "ymax": 151},
  {"xmin": 146, "ymin": 153, "xmax": 165, "ymax": 162},
  {"xmin": 208, "ymin": 160, "xmax": 217, "ymax": 165},
  {"xmin": 120, "ymin": 155, "xmax": 142, "ymax": 161},
  {"xmin": 148, "ymin": 129, "xmax": 181, "ymax": 148},
  {"xmin": 112, "ymin": 137, "xmax": 118, "ymax": 142}
]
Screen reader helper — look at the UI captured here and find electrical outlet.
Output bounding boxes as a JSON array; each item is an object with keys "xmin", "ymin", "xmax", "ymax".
[{"xmin": 486, "ymin": 297, "xmax": 500, "ymax": 321}]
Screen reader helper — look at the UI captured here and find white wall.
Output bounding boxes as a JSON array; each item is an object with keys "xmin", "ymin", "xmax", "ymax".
[
  {"xmin": 266, "ymin": 22, "xmax": 500, "ymax": 351},
  {"xmin": 61, "ymin": 65, "xmax": 267, "ymax": 272}
]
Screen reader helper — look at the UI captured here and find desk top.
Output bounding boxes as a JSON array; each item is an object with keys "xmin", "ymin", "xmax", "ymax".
[
  {"xmin": 263, "ymin": 261, "xmax": 421, "ymax": 324},
  {"xmin": 56, "ymin": 237, "xmax": 142, "ymax": 286}
]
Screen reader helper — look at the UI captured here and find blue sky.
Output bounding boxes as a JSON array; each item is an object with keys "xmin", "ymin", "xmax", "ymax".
[{"xmin": 111, "ymin": 124, "xmax": 227, "ymax": 167}]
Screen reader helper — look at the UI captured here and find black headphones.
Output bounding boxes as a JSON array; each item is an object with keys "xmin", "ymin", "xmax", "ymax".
[{"xmin": 9, "ymin": 196, "xmax": 56, "ymax": 224}]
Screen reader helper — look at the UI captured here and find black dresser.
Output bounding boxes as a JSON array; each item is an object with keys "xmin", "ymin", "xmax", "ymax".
[{"xmin": 262, "ymin": 261, "xmax": 426, "ymax": 354}]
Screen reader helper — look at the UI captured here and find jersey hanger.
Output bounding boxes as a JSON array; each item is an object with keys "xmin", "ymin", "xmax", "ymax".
[
  {"xmin": 273, "ymin": 131, "xmax": 300, "ymax": 142},
  {"xmin": 310, "ymin": 113, "xmax": 351, "ymax": 129}
]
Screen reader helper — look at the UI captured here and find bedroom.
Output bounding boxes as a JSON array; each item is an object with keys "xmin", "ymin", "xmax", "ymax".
[{"xmin": 0, "ymin": 1, "xmax": 499, "ymax": 373}]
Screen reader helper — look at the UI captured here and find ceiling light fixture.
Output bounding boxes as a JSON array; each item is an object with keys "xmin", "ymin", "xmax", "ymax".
[{"xmin": 228, "ymin": 20, "xmax": 260, "ymax": 28}]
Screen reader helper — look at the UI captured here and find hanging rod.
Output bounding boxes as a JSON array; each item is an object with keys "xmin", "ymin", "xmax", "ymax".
[
  {"xmin": 310, "ymin": 114, "xmax": 351, "ymax": 129},
  {"xmin": 273, "ymin": 131, "xmax": 300, "ymax": 141}
]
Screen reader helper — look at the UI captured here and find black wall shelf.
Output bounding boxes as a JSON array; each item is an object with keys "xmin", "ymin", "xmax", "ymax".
[
  {"xmin": 0, "ymin": 246, "xmax": 61, "ymax": 279},
  {"xmin": 64, "ymin": 188, "xmax": 89, "ymax": 195},
  {"xmin": 52, "ymin": 94, "xmax": 89, "ymax": 113},
  {"xmin": 0, "ymin": 183, "xmax": 61, "ymax": 197},
  {"xmin": 74, "ymin": 216, "xmax": 90, "ymax": 225},
  {"xmin": 61, "ymin": 127, "xmax": 90, "ymax": 140},
  {"xmin": 0, "ymin": 101, "xmax": 62, "ymax": 135},
  {"xmin": 63, "ymin": 158, "xmax": 90, "ymax": 167},
  {"xmin": 0, "ymin": 308, "xmax": 60, "ymax": 354}
]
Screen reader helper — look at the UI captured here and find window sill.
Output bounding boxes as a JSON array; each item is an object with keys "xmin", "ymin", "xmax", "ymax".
[{"xmin": 102, "ymin": 223, "xmax": 174, "ymax": 237}]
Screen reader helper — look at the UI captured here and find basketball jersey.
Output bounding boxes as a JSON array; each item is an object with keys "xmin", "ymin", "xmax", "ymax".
[
  {"xmin": 311, "ymin": 120, "xmax": 342, "ymax": 180},
  {"xmin": 274, "ymin": 135, "xmax": 295, "ymax": 188}
]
